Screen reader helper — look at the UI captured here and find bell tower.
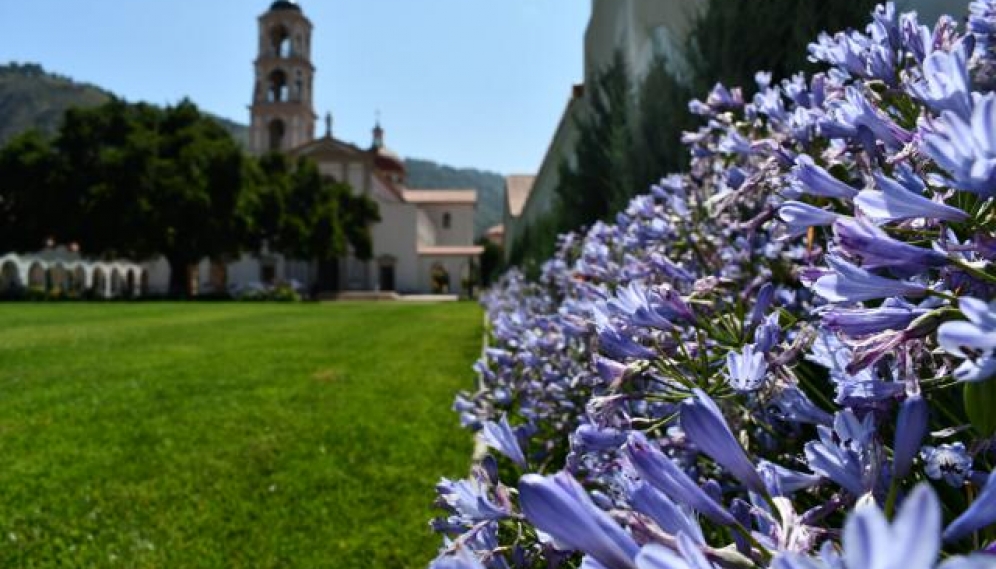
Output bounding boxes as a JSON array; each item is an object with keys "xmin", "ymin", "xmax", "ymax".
[{"xmin": 250, "ymin": 1, "xmax": 316, "ymax": 155}]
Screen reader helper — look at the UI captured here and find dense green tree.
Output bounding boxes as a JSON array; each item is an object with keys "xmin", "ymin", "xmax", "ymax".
[
  {"xmin": 553, "ymin": 52, "xmax": 634, "ymax": 235},
  {"xmin": 686, "ymin": 0, "xmax": 879, "ymax": 95},
  {"xmin": 0, "ymin": 97, "xmax": 378, "ymax": 297},
  {"xmin": 0, "ymin": 130, "xmax": 62, "ymax": 251}
]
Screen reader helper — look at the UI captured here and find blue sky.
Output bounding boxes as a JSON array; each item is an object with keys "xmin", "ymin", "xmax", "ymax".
[{"xmin": 0, "ymin": 1, "xmax": 591, "ymax": 175}]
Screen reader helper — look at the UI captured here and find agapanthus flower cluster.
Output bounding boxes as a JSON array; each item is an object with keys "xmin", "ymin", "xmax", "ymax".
[{"xmin": 429, "ymin": 3, "xmax": 996, "ymax": 568}]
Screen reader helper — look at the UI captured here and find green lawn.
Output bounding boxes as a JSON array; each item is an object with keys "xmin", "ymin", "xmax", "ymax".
[{"xmin": 0, "ymin": 302, "xmax": 481, "ymax": 568}]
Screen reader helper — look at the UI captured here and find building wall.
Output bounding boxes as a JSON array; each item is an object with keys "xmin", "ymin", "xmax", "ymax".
[
  {"xmin": 504, "ymin": 95, "xmax": 583, "ymax": 259},
  {"xmin": 373, "ymin": 202, "xmax": 419, "ymax": 292},
  {"xmin": 418, "ymin": 203, "xmax": 475, "ymax": 247}
]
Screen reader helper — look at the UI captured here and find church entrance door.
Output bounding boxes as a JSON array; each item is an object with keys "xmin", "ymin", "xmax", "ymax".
[{"xmin": 379, "ymin": 265, "xmax": 395, "ymax": 291}]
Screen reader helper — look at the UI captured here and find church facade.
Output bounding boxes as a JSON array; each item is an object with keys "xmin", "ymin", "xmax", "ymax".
[{"xmin": 147, "ymin": 0, "xmax": 481, "ymax": 297}]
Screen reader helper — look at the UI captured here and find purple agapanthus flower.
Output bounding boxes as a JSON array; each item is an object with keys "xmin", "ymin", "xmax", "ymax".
[
  {"xmin": 819, "ymin": 86, "xmax": 913, "ymax": 150},
  {"xmin": 822, "ymin": 297, "xmax": 928, "ymax": 336},
  {"xmin": 938, "ymin": 297, "xmax": 996, "ymax": 382},
  {"xmin": 944, "ymin": 470, "xmax": 996, "ymax": 542},
  {"xmin": 429, "ymin": 544, "xmax": 488, "ymax": 569},
  {"xmin": 894, "ymin": 394, "xmax": 929, "ymax": 479},
  {"xmin": 790, "ymin": 154, "xmax": 859, "ymax": 199},
  {"xmin": 804, "ymin": 410, "xmax": 879, "ymax": 496},
  {"xmin": 624, "ymin": 432, "xmax": 737, "ymax": 526},
  {"xmin": 812, "ymin": 255, "xmax": 928, "ymax": 302},
  {"xmin": 636, "ymin": 535, "xmax": 717, "ymax": 569},
  {"xmin": 778, "ymin": 201, "xmax": 841, "ymax": 237},
  {"xmin": 625, "ymin": 480, "xmax": 705, "ymax": 545},
  {"xmin": 833, "ymin": 217, "xmax": 949, "ymax": 272},
  {"xmin": 908, "ymin": 37, "xmax": 974, "ymax": 119},
  {"xmin": 922, "ymin": 443, "xmax": 973, "ymax": 487},
  {"xmin": 679, "ymin": 389, "xmax": 768, "ymax": 495},
  {"xmin": 725, "ymin": 344, "xmax": 768, "ymax": 392},
  {"xmin": 841, "ymin": 484, "xmax": 941, "ymax": 569},
  {"xmin": 855, "ymin": 171, "xmax": 969, "ymax": 223},
  {"xmin": 519, "ymin": 471, "xmax": 640, "ymax": 569},
  {"xmin": 922, "ymin": 92, "xmax": 996, "ymax": 198},
  {"xmin": 480, "ymin": 414, "xmax": 527, "ymax": 468}
]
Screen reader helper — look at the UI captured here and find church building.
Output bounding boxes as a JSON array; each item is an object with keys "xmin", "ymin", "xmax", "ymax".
[{"xmin": 150, "ymin": 0, "xmax": 483, "ymax": 297}]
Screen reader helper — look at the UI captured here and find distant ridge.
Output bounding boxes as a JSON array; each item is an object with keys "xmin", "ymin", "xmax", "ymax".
[{"xmin": 0, "ymin": 62, "xmax": 505, "ymax": 236}]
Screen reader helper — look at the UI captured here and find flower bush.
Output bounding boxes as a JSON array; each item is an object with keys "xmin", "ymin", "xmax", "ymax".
[{"xmin": 430, "ymin": 3, "xmax": 996, "ymax": 568}]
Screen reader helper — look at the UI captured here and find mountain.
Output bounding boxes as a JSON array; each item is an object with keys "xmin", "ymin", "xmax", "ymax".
[
  {"xmin": 0, "ymin": 62, "xmax": 249, "ymax": 147},
  {"xmin": 404, "ymin": 158, "xmax": 504, "ymax": 236},
  {"xmin": 0, "ymin": 62, "xmax": 505, "ymax": 237}
]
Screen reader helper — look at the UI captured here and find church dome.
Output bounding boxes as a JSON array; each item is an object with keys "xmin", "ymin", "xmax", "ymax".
[
  {"xmin": 269, "ymin": 1, "xmax": 301, "ymax": 12},
  {"xmin": 370, "ymin": 122, "xmax": 405, "ymax": 174},
  {"xmin": 374, "ymin": 146, "xmax": 406, "ymax": 174}
]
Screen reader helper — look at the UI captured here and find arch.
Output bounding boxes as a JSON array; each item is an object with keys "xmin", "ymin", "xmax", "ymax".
[
  {"xmin": 268, "ymin": 119, "xmax": 286, "ymax": 151},
  {"xmin": 267, "ymin": 69, "xmax": 289, "ymax": 102},
  {"xmin": 442, "ymin": 212, "xmax": 452, "ymax": 229},
  {"xmin": 140, "ymin": 270, "xmax": 150, "ymax": 296},
  {"xmin": 270, "ymin": 25, "xmax": 292, "ymax": 58},
  {"xmin": 70, "ymin": 266, "xmax": 86, "ymax": 295},
  {"xmin": 0, "ymin": 259, "xmax": 21, "ymax": 294},
  {"xmin": 430, "ymin": 262, "xmax": 450, "ymax": 295},
  {"xmin": 110, "ymin": 268, "xmax": 124, "ymax": 297},
  {"xmin": 48, "ymin": 263, "xmax": 68, "ymax": 294},
  {"xmin": 91, "ymin": 267, "xmax": 107, "ymax": 298},
  {"xmin": 125, "ymin": 270, "xmax": 136, "ymax": 297},
  {"xmin": 27, "ymin": 262, "xmax": 46, "ymax": 289}
]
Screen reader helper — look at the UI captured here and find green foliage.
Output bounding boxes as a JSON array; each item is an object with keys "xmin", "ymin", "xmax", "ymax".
[
  {"xmin": 0, "ymin": 97, "xmax": 378, "ymax": 296},
  {"xmin": 0, "ymin": 302, "xmax": 481, "ymax": 568},
  {"xmin": 554, "ymin": 52, "xmax": 635, "ymax": 234},
  {"xmin": 686, "ymin": 0, "xmax": 879, "ymax": 95},
  {"xmin": 475, "ymin": 238, "xmax": 504, "ymax": 288}
]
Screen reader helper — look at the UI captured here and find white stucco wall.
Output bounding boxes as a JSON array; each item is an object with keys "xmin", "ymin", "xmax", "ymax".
[
  {"xmin": 373, "ymin": 202, "xmax": 419, "ymax": 292},
  {"xmin": 418, "ymin": 203, "xmax": 475, "ymax": 247}
]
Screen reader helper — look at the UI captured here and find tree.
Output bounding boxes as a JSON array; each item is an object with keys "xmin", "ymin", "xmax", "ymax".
[
  {"xmin": 48, "ymin": 98, "xmax": 249, "ymax": 295},
  {"xmin": 553, "ymin": 52, "xmax": 634, "ymax": 235},
  {"xmin": 0, "ymin": 129, "xmax": 62, "ymax": 251},
  {"xmin": 246, "ymin": 152, "xmax": 379, "ymax": 265}
]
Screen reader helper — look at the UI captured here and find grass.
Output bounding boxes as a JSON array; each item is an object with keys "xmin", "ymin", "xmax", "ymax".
[{"xmin": 0, "ymin": 302, "xmax": 482, "ymax": 568}]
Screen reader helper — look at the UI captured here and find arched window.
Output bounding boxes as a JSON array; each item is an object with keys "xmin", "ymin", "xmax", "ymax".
[
  {"xmin": 270, "ymin": 25, "xmax": 292, "ymax": 57},
  {"xmin": 442, "ymin": 212, "xmax": 452, "ymax": 229},
  {"xmin": 267, "ymin": 69, "xmax": 288, "ymax": 102},
  {"xmin": 268, "ymin": 119, "xmax": 286, "ymax": 151}
]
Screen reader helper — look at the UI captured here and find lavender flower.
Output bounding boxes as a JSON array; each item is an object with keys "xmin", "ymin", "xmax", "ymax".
[
  {"xmin": 519, "ymin": 471, "xmax": 639, "ymax": 569},
  {"xmin": 819, "ymin": 86, "xmax": 913, "ymax": 150},
  {"xmin": 429, "ymin": 545, "xmax": 488, "ymax": 569},
  {"xmin": 679, "ymin": 389, "xmax": 768, "ymax": 495}
]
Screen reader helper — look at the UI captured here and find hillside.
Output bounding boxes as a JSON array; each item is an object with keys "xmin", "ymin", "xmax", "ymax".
[
  {"xmin": 0, "ymin": 62, "xmax": 503, "ymax": 237},
  {"xmin": 0, "ymin": 62, "xmax": 249, "ymax": 147}
]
